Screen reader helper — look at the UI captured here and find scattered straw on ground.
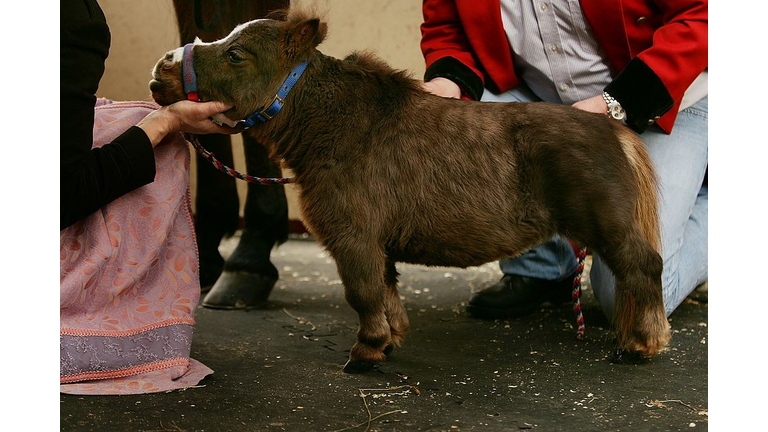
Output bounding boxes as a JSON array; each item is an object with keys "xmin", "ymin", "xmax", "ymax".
[{"xmin": 330, "ymin": 385, "xmax": 419, "ymax": 432}]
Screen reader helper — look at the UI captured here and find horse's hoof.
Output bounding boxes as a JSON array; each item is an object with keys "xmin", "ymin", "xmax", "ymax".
[
  {"xmin": 610, "ymin": 348, "xmax": 652, "ymax": 365},
  {"xmin": 383, "ymin": 345, "xmax": 394, "ymax": 356},
  {"xmin": 201, "ymin": 270, "xmax": 277, "ymax": 309},
  {"xmin": 343, "ymin": 359, "xmax": 377, "ymax": 374},
  {"xmin": 198, "ymin": 263, "xmax": 224, "ymax": 293}
]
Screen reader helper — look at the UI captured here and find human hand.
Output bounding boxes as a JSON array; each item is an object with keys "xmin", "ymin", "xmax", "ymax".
[
  {"xmin": 137, "ymin": 100, "xmax": 237, "ymax": 147},
  {"xmin": 571, "ymin": 95, "xmax": 608, "ymax": 116},
  {"xmin": 421, "ymin": 77, "xmax": 462, "ymax": 99}
]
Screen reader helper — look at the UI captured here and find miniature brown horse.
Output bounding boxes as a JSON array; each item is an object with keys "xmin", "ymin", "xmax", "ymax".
[{"xmin": 150, "ymin": 10, "xmax": 670, "ymax": 372}]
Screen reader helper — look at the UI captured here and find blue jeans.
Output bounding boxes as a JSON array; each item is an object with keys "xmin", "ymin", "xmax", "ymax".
[{"xmin": 481, "ymin": 86, "xmax": 708, "ymax": 318}]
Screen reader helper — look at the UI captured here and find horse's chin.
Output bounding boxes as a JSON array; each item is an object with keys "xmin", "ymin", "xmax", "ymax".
[
  {"xmin": 150, "ymin": 93, "xmax": 177, "ymax": 107},
  {"xmin": 149, "ymin": 79, "xmax": 185, "ymax": 106}
]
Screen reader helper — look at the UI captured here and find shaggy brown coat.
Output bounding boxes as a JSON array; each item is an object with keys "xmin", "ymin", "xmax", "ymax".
[{"xmin": 150, "ymin": 10, "xmax": 670, "ymax": 372}]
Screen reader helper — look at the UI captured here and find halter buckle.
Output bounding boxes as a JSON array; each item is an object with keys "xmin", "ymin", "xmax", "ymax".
[{"xmin": 259, "ymin": 95, "xmax": 284, "ymax": 120}]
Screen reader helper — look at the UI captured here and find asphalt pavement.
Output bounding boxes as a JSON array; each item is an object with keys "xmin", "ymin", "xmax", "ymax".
[{"xmin": 60, "ymin": 235, "xmax": 708, "ymax": 431}]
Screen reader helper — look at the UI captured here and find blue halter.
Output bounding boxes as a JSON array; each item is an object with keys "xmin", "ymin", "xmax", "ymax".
[
  {"xmin": 181, "ymin": 43, "xmax": 310, "ymax": 129},
  {"xmin": 182, "ymin": 43, "xmax": 200, "ymax": 102},
  {"xmin": 241, "ymin": 58, "xmax": 310, "ymax": 128}
]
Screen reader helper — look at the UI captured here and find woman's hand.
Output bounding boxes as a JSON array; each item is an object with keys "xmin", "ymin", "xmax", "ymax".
[
  {"xmin": 571, "ymin": 94, "xmax": 608, "ymax": 115},
  {"xmin": 421, "ymin": 77, "xmax": 462, "ymax": 99},
  {"xmin": 137, "ymin": 100, "xmax": 237, "ymax": 147}
]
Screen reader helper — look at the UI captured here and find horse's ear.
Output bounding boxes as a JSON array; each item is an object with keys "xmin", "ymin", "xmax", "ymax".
[{"xmin": 283, "ymin": 17, "xmax": 327, "ymax": 57}]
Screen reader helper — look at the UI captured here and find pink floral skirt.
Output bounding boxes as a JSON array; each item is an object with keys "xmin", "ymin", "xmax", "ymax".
[{"xmin": 60, "ymin": 100, "xmax": 212, "ymax": 395}]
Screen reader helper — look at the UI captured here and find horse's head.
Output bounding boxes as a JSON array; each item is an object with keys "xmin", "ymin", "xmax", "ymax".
[{"xmin": 149, "ymin": 10, "xmax": 327, "ymax": 125}]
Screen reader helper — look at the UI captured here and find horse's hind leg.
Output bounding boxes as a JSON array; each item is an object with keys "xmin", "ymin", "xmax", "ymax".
[
  {"xmin": 383, "ymin": 260, "xmax": 410, "ymax": 355},
  {"xmin": 202, "ymin": 135, "xmax": 288, "ymax": 308},
  {"xmin": 593, "ymin": 232, "xmax": 670, "ymax": 359}
]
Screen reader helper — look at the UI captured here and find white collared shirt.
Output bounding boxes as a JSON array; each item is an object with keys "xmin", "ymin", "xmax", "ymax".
[{"xmin": 499, "ymin": 0, "xmax": 707, "ymax": 109}]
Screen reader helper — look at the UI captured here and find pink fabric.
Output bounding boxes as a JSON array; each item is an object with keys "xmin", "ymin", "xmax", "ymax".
[
  {"xmin": 59, "ymin": 359, "xmax": 212, "ymax": 395},
  {"xmin": 60, "ymin": 100, "xmax": 212, "ymax": 395}
]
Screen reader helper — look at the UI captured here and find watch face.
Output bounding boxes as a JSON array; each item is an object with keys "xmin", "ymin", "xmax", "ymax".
[{"xmin": 609, "ymin": 103, "xmax": 626, "ymax": 121}]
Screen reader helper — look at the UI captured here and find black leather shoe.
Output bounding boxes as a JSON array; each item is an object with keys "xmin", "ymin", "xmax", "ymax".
[{"xmin": 466, "ymin": 272, "xmax": 576, "ymax": 319}]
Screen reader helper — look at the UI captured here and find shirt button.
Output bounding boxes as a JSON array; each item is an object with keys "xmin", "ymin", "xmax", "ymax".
[
  {"xmin": 550, "ymin": 44, "xmax": 558, "ymax": 52},
  {"xmin": 541, "ymin": 3, "xmax": 548, "ymax": 11},
  {"xmin": 560, "ymin": 83, "xmax": 569, "ymax": 91},
  {"xmin": 636, "ymin": 16, "xmax": 647, "ymax": 24}
]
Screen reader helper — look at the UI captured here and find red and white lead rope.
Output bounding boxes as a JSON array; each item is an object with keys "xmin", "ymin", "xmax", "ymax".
[
  {"xmin": 183, "ymin": 133, "xmax": 293, "ymax": 185},
  {"xmin": 572, "ymin": 247, "xmax": 588, "ymax": 340}
]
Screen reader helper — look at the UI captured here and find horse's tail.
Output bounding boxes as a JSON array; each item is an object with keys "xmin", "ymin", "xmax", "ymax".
[{"xmin": 616, "ymin": 127, "xmax": 660, "ymax": 252}]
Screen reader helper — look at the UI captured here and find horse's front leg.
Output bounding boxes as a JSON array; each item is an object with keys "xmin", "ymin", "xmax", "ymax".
[
  {"xmin": 332, "ymin": 244, "xmax": 391, "ymax": 373},
  {"xmin": 383, "ymin": 260, "xmax": 409, "ymax": 356}
]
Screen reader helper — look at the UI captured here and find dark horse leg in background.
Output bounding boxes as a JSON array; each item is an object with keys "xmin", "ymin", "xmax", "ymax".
[
  {"xmin": 205, "ymin": 137, "xmax": 289, "ymax": 308},
  {"xmin": 190, "ymin": 134, "xmax": 239, "ymax": 289},
  {"xmin": 173, "ymin": 0, "xmax": 290, "ymax": 308}
]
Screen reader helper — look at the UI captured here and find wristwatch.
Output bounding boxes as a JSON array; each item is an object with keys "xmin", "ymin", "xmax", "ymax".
[{"xmin": 602, "ymin": 91, "xmax": 627, "ymax": 122}]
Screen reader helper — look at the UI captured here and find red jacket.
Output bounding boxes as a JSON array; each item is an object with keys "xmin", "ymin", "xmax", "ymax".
[{"xmin": 420, "ymin": 0, "xmax": 708, "ymax": 134}]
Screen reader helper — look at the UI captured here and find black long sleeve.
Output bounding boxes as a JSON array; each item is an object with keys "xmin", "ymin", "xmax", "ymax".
[{"xmin": 60, "ymin": 0, "xmax": 156, "ymax": 230}]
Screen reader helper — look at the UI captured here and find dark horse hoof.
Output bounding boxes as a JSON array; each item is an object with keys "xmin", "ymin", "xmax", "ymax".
[
  {"xmin": 610, "ymin": 348, "xmax": 652, "ymax": 365},
  {"xmin": 343, "ymin": 359, "xmax": 378, "ymax": 374},
  {"xmin": 201, "ymin": 270, "xmax": 277, "ymax": 309},
  {"xmin": 199, "ymin": 263, "xmax": 224, "ymax": 293}
]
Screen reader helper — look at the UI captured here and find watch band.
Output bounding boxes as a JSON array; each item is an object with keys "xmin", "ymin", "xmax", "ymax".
[{"xmin": 602, "ymin": 91, "xmax": 627, "ymax": 122}]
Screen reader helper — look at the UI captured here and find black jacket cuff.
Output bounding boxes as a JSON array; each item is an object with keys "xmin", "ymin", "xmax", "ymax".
[
  {"xmin": 424, "ymin": 56, "xmax": 484, "ymax": 101},
  {"xmin": 604, "ymin": 58, "xmax": 674, "ymax": 134}
]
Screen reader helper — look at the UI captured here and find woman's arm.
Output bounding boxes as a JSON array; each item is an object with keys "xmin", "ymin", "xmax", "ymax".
[{"xmin": 60, "ymin": 0, "xmax": 234, "ymax": 229}]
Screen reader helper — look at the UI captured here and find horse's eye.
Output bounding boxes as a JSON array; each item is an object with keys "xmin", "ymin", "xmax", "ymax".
[{"xmin": 227, "ymin": 49, "xmax": 245, "ymax": 63}]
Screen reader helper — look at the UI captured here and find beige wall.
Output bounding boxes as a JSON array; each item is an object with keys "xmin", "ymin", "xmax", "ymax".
[{"xmin": 97, "ymin": 0, "xmax": 425, "ymax": 221}]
